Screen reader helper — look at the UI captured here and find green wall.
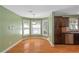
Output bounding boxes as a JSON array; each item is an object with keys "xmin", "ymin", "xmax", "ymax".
[
  {"xmin": 0, "ymin": 6, "xmax": 22, "ymax": 52},
  {"xmin": 48, "ymin": 13, "xmax": 54, "ymax": 45},
  {"xmin": 0, "ymin": 6, "xmax": 55, "ymax": 52}
]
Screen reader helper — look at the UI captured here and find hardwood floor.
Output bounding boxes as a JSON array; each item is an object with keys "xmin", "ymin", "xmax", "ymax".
[
  {"xmin": 6, "ymin": 36, "xmax": 79, "ymax": 53},
  {"xmin": 51, "ymin": 45, "xmax": 79, "ymax": 53}
]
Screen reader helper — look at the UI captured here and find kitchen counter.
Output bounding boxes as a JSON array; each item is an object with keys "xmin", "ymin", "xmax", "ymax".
[{"xmin": 62, "ymin": 31, "xmax": 79, "ymax": 34}]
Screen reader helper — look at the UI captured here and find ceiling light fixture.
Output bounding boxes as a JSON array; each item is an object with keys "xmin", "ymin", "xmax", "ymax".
[{"xmin": 28, "ymin": 10, "xmax": 36, "ymax": 18}]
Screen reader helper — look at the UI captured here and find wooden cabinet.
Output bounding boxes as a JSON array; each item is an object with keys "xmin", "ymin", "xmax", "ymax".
[
  {"xmin": 65, "ymin": 34, "xmax": 74, "ymax": 44},
  {"xmin": 54, "ymin": 16, "xmax": 69, "ymax": 44},
  {"xmin": 54, "ymin": 16, "xmax": 79, "ymax": 45},
  {"xmin": 54, "ymin": 16, "xmax": 63, "ymax": 44},
  {"xmin": 74, "ymin": 34, "xmax": 79, "ymax": 44},
  {"xmin": 62, "ymin": 17, "xmax": 69, "ymax": 27},
  {"xmin": 63, "ymin": 33, "xmax": 79, "ymax": 45}
]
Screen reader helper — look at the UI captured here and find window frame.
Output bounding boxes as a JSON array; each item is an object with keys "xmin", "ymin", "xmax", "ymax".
[
  {"xmin": 31, "ymin": 19, "xmax": 42, "ymax": 35},
  {"xmin": 22, "ymin": 18, "xmax": 49, "ymax": 37}
]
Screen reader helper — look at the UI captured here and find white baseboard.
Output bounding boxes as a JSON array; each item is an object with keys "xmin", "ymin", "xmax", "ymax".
[
  {"xmin": 2, "ymin": 38, "xmax": 23, "ymax": 53},
  {"xmin": 1, "ymin": 37, "xmax": 54, "ymax": 53},
  {"xmin": 47, "ymin": 37, "xmax": 54, "ymax": 47}
]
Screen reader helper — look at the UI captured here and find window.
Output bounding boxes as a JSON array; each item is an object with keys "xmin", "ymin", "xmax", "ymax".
[
  {"xmin": 22, "ymin": 18, "xmax": 48, "ymax": 36},
  {"xmin": 69, "ymin": 18, "xmax": 78, "ymax": 31},
  {"xmin": 31, "ymin": 20, "xmax": 41, "ymax": 35},
  {"xmin": 23, "ymin": 19, "xmax": 30, "ymax": 35},
  {"xmin": 42, "ymin": 19, "xmax": 48, "ymax": 36}
]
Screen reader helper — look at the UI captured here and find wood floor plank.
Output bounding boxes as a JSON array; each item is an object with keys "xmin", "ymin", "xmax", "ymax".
[{"xmin": 6, "ymin": 36, "xmax": 79, "ymax": 53}]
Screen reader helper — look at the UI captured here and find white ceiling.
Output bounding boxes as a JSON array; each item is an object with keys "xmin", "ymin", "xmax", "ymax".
[
  {"xmin": 55, "ymin": 5, "xmax": 79, "ymax": 16},
  {"xmin": 3, "ymin": 5, "xmax": 79, "ymax": 18}
]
